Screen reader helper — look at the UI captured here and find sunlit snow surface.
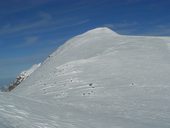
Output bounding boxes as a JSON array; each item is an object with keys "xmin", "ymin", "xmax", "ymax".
[{"xmin": 1, "ymin": 28, "xmax": 170, "ymax": 128}]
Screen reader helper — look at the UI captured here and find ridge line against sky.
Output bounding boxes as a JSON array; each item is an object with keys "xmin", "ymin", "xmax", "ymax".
[{"xmin": 0, "ymin": 0, "xmax": 170, "ymax": 86}]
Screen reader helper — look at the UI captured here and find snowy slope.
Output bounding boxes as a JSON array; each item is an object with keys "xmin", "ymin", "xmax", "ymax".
[
  {"xmin": 1, "ymin": 27, "xmax": 170, "ymax": 128},
  {"xmin": 6, "ymin": 63, "xmax": 41, "ymax": 91}
]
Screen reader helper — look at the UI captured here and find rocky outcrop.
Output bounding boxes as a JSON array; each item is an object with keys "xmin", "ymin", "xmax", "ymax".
[{"xmin": 6, "ymin": 63, "xmax": 41, "ymax": 91}]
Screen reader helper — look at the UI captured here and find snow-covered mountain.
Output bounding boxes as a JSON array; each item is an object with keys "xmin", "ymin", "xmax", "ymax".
[
  {"xmin": 0, "ymin": 27, "xmax": 170, "ymax": 128},
  {"xmin": 6, "ymin": 63, "xmax": 41, "ymax": 91}
]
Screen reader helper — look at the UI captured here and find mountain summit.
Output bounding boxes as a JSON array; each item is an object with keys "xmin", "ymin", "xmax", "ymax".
[
  {"xmin": 0, "ymin": 28, "xmax": 170, "ymax": 128},
  {"xmin": 82, "ymin": 27, "xmax": 120, "ymax": 36}
]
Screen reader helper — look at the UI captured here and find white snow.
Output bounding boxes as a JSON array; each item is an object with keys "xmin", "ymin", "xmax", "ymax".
[{"xmin": 0, "ymin": 27, "xmax": 170, "ymax": 128}]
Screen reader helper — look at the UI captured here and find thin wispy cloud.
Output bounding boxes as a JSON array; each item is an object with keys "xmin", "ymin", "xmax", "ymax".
[
  {"xmin": 143, "ymin": 24, "xmax": 170, "ymax": 36},
  {"xmin": 0, "ymin": 0, "xmax": 54, "ymax": 15},
  {"xmin": 104, "ymin": 21, "xmax": 170, "ymax": 36},
  {"xmin": 0, "ymin": 19, "xmax": 90, "ymax": 39},
  {"xmin": 15, "ymin": 36, "xmax": 40, "ymax": 48},
  {"xmin": 0, "ymin": 9, "xmax": 90, "ymax": 39},
  {"xmin": 104, "ymin": 22, "xmax": 139, "ymax": 35},
  {"xmin": 0, "ymin": 0, "xmax": 92, "ymax": 38},
  {"xmin": 0, "ymin": 12, "xmax": 53, "ymax": 35}
]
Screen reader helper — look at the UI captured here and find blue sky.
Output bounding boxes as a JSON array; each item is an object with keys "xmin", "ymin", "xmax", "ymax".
[{"xmin": 0, "ymin": 0, "xmax": 170, "ymax": 86}]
